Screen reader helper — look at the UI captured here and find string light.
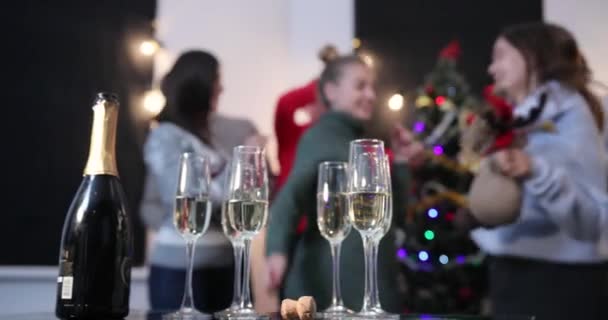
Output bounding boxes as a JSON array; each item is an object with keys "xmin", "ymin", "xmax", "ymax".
[
  {"xmin": 414, "ymin": 121, "xmax": 425, "ymax": 133},
  {"xmin": 416, "ymin": 95, "xmax": 433, "ymax": 108},
  {"xmin": 435, "ymin": 95, "xmax": 446, "ymax": 106},
  {"xmin": 397, "ymin": 248, "xmax": 408, "ymax": 259},
  {"xmin": 433, "ymin": 145, "xmax": 444, "ymax": 155},
  {"xmin": 427, "ymin": 208, "xmax": 439, "ymax": 218},
  {"xmin": 424, "ymin": 230, "xmax": 435, "ymax": 240},
  {"xmin": 360, "ymin": 53, "xmax": 374, "ymax": 67},
  {"xmin": 139, "ymin": 39, "xmax": 160, "ymax": 56},
  {"xmin": 418, "ymin": 251, "xmax": 429, "ymax": 261},
  {"xmin": 352, "ymin": 38, "xmax": 361, "ymax": 49},
  {"xmin": 142, "ymin": 89, "xmax": 165, "ymax": 116},
  {"xmin": 293, "ymin": 108, "xmax": 312, "ymax": 126},
  {"xmin": 456, "ymin": 255, "xmax": 466, "ymax": 264},
  {"xmin": 439, "ymin": 255, "xmax": 449, "ymax": 265},
  {"xmin": 388, "ymin": 94, "xmax": 404, "ymax": 111}
]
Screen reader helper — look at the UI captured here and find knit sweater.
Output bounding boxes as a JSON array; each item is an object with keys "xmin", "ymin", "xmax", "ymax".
[
  {"xmin": 142, "ymin": 122, "xmax": 232, "ymax": 269},
  {"xmin": 266, "ymin": 111, "xmax": 410, "ymax": 312},
  {"xmin": 472, "ymin": 81, "xmax": 608, "ymax": 263}
]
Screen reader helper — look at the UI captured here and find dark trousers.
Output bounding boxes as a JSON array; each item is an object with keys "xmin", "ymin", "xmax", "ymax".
[
  {"xmin": 148, "ymin": 265, "xmax": 234, "ymax": 313},
  {"xmin": 490, "ymin": 255, "xmax": 608, "ymax": 320}
]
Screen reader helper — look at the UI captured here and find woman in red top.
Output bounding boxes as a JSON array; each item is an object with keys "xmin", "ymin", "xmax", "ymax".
[
  {"xmin": 274, "ymin": 45, "xmax": 339, "ymax": 193},
  {"xmin": 251, "ymin": 45, "xmax": 338, "ymax": 313}
]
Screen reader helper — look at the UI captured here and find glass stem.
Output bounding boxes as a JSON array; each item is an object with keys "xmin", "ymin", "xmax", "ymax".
[
  {"xmin": 330, "ymin": 242, "xmax": 345, "ymax": 308},
  {"xmin": 371, "ymin": 239, "xmax": 381, "ymax": 309},
  {"xmin": 361, "ymin": 234, "xmax": 374, "ymax": 313},
  {"xmin": 181, "ymin": 239, "xmax": 196, "ymax": 311},
  {"xmin": 231, "ymin": 241, "xmax": 244, "ymax": 308},
  {"xmin": 240, "ymin": 238, "xmax": 253, "ymax": 309}
]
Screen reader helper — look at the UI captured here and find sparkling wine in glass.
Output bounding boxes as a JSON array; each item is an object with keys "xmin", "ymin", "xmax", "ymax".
[
  {"xmin": 167, "ymin": 152, "xmax": 213, "ymax": 320},
  {"xmin": 226, "ymin": 146, "xmax": 269, "ymax": 319},
  {"xmin": 348, "ymin": 139, "xmax": 390, "ymax": 318},
  {"xmin": 369, "ymin": 158, "xmax": 398, "ymax": 319},
  {"xmin": 316, "ymin": 161, "xmax": 353, "ymax": 318},
  {"xmin": 215, "ymin": 165, "xmax": 245, "ymax": 320}
]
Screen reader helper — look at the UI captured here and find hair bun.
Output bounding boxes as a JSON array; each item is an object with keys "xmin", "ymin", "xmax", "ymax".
[{"xmin": 318, "ymin": 44, "xmax": 339, "ymax": 64}]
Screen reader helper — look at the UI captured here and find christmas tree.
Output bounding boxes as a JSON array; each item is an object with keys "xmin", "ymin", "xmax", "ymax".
[{"xmin": 398, "ymin": 40, "xmax": 488, "ymax": 314}]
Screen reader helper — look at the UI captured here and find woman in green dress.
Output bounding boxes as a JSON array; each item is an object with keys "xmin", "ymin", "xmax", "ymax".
[{"xmin": 264, "ymin": 54, "xmax": 421, "ymax": 312}]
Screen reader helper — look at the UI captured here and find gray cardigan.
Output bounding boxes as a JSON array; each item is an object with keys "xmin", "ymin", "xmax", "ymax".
[
  {"xmin": 140, "ymin": 114, "xmax": 259, "ymax": 269},
  {"xmin": 141, "ymin": 122, "xmax": 231, "ymax": 269},
  {"xmin": 140, "ymin": 114, "xmax": 258, "ymax": 230}
]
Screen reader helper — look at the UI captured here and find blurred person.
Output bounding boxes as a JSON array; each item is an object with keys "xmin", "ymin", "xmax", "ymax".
[
  {"xmin": 210, "ymin": 113, "xmax": 264, "ymax": 157},
  {"xmin": 250, "ymin": 44, "xmax": 338, "ymax": 313},
  {"xmin": 473, "ymin": 22, "xmax": 607, "ymax": 320},
  {"xmin": 140, "ymin": 50, "xmax": 264, "ymax": 313},
  {"xmin": 264, "ymin": 54, "xmax": 415, "ymax": 312},
  {"xmin": 274, "ymin": 44, "xmax": 339, "ymax": 194}
]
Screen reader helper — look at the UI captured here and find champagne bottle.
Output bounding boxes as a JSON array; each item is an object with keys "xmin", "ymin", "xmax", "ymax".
[{"xmin": 55, "ymin": 92, "xmax": 132, "ymax": 319}]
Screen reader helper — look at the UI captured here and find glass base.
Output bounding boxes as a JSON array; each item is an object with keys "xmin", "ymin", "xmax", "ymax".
[
  {"xmin": 163, "ymin": 307, "xmax": 211, "ymax": 320},
  {"xmin": 213, "ymin": 305, "xmax": 239, "ymax": 319},
  {"xmin": 346, "ymin": 308, "xmax": 399, "ymax": 320},
  {"xmin": 371, "ymin": 306, "xmax": 399, "ymax": 319},
  {"xmin": 316, "ymin": 304, "xmax": 355, "ymax": 319},
  {"xmin": 214, "ymin": 306, "xmax": 269, "ymax": 319}
]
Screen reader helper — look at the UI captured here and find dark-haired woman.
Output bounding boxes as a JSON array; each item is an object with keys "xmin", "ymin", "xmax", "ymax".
[{"xmin": 141, "ymin": 50, "xmax": 234, "ymax": 313}]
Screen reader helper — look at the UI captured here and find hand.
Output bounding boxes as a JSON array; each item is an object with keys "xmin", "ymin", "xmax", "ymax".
[
  {"xmin": 391, "ymin": 124, "xmax": 426, "ymax": 167},
  {"xmin": 493, "ymin": 148, "xmax": 532, "ymax": 179},
  {"xmin": 266, "ymin": 254, "xmax": 287, "ymax": 289},
  {"xmin": 244, "ymin": 134, "xmax": 268, "ymax": 148}
]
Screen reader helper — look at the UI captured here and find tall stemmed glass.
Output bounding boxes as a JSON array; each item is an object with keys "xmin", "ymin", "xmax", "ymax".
[
  {"xmin": 215, "ymin": 164, "xmax": 244, "ymax": 320},
  {"xmin": 347, "ymin": 139, "xmax": 391, "ymax": 318},
  {"xmin": 316, "ymin": 161, "xmax": 354, "ymax": 319},
  {"xmin": 168, "ymin": 152, "xmax": 213, "ymax": 320},
  {"xmin": 369, "ymin": 158, "xmax": 398, "ymax": 319},
  {"xmin": 226, "ymin": 146, "xmax": 269, "ymax": 319}
]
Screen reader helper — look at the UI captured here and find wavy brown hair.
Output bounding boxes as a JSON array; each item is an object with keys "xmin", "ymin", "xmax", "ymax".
[{"xmin": 501, "ymin": 22, "xmax": 604, "ymax": 130}]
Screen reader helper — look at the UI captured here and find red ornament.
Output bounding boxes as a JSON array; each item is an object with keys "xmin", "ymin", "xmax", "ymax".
[
  {"xmin": 483, "ymin": 84, "xmax": 512, "ymax": 122},
  {"xmin": 482, "ymin": 84, "xmax": 515, "ymax": 154},
  {"xmin": 445, "ymin": 212, "xmax": 455, "ymax": 222},
  {"xmin": 458, "ymin": 287, "xmax": 473, "ymax": 300},
  {"xmin": 435, "ymin": 96, "xmax": 446, "ymax": 106},
  {"xmin": 439, "ymin": 40, "xmax": 461, "ymax": 61},
  {"xmin": 466, "ymin": 113, "xmax": 476, "ymax": 125}
]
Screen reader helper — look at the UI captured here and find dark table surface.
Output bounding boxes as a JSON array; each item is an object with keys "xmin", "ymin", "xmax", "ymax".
[{"xmin": 0, "ymin": 310, "xmax": 535, "ymax": 320}]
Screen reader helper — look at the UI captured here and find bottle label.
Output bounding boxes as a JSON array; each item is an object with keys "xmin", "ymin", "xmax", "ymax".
[{"xmin": 61, "ymin": 276, "xmax": 73, "ymax": 300}]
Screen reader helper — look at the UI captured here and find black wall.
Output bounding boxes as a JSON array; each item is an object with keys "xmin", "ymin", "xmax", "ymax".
[
  {"xmin": 3, "ymin": 1, "xmax": 543, "ymax": 266},
  {"xmin": 355, "ymin": 0, "xmax": 543, "ymax": 137},
  {"xmin": 3, "ymin": 1, "xmax": 155, "ymax": 265}
]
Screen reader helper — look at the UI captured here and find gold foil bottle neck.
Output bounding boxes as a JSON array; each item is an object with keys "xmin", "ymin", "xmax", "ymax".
[{"xmin": 83, "ymin": 93, "xmax": 119, "ymax": 176}]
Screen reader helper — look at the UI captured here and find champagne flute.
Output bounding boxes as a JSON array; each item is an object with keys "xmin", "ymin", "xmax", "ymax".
[
  {"xmin": 347, "ymin": 139, "xmax": 390, "ymax": 318},
  {"xmin": 316, "ymin": 162, "xmax": 353, "ymax": 318},
  {"xmin": 215, "ymin": 164, "xmax": 245, "ymax": 320},
  {"xmin": 369, "ymin": 158, "xmax": 398, "ymax": 319},
  {"xmin": 168, "ymin": 152, "xmax": 213, "ymax": 320},
  {"xmin": 226, "ymin": 146, "xmax": 269, "ymax": 319}
]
